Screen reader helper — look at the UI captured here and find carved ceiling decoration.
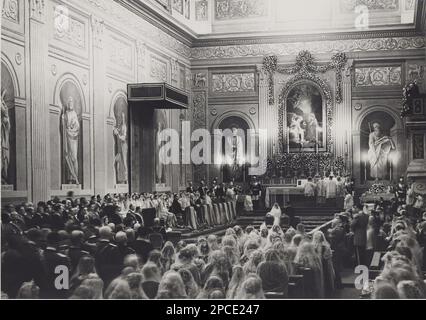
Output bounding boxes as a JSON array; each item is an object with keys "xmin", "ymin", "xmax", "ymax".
[
  {"xmin": 263, "ymin": 50, "xmax": 347, "ymax": 105},
  {"xmin": 214, "ymin": 0, "xmax": 268, "ymax": 20}
]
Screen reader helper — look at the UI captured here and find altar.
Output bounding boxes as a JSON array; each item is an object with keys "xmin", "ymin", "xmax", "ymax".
[{"xmin": 265, "ymin": 182, "xmax": 306, "ymax": 208}]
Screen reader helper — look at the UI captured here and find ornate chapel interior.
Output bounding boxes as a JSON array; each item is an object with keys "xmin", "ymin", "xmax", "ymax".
[{"xmin": 1, "ymin": 0, "xmax": 426, "ymax": 206}]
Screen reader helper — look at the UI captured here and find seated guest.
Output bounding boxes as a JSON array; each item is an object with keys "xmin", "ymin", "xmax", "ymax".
[
  {"xmin": 141, "ymin": 262, "xmax": 161, "ymax": 299},
  {"xmin": 156, "ymin": 271, "xmax": 187, "ymax": 299},
  {"xmin": 236, "ymin": 274, "xmax": 265, "ymax": 299},
  {"xmin": 257, "ymin": 248, "xmax": 288, "ymax": 296},
  {"xmin": 312, "ymin": 231, "xmax": 335, "ymax": 296}
]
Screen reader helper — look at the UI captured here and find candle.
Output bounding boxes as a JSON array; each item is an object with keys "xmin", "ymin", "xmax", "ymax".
[
  {"xmin": 286, "ymin": 128, "xmax": 290, "ymax": 153},
  {"xmin": 315, "ymin": 128, "xmax": 319, "ymax": 154}
]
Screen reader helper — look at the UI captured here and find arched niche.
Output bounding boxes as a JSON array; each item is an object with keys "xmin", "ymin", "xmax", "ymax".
[
  {"xmin": 107, "ymin": 91, "xmax": 129, "ymax": 189},
  {"xmin": 1, "ymin": 60, "xmax": 17, "ymax": 188},
  {"xmin": 353, "ymin": 105, "xmax": 405, "ymax": 186},
  {"xmin": 212, "ymin": 113, "xmax": 254, "ymax": 183},
  {"xmin": 51, "ymin": 74, "xmax": 88, "ymax": 190}
]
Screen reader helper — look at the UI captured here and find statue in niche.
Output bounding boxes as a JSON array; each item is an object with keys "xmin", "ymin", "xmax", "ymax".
[
  {"xmin": 368, "ymin": 122, "xmax": 395, "ymax": 180},
  {"xmin": 155, "ymin": 110, "xmax": 167, "ymax": 185},
  {"xmin": 62, "ymin": 96, "xmax": 80, "ymax": 184},
  {"xmin": 1, "ymin": 90, "xmax": 10, "ymax": 184},
  {"xmin": 113, "ymin": 112, "xmax": 128, "ymax": 185}
]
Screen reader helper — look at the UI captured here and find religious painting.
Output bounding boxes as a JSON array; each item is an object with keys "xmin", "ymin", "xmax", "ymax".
[
  {"xmin": 60, "ymin": 80, "xmax": 83, "ymax": 186},
  {"xmin": 113, "ymin": 95, "xmax": 128, "ymax": 185},
  {"xmin": 285, "ymin": 82, "xmax": 325, "ymax": 151},
  {"xmin": 219, "ymin": 116, "xmax": 249, "ymax": 183},
  {"xmin": 360, "ymin": 111, "xmax": 396, "ymax": 182},
  {"xmin": 154, "ymin": 109, "xmax": 167, "ymax": 185},
  {"xmin": 1, "ymin": 62, "xmax": 16, "ymax": 187}
]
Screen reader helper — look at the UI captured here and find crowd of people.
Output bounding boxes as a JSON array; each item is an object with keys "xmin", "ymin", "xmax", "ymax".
[{"xmin": 1, "ymin": 177, "xmax": 426, "ymax": 299}]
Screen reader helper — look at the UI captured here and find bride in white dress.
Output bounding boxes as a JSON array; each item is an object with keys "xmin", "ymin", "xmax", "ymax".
[{"xmin": 268, "ymin": 203, "xmax": 282, "ymax": 225}]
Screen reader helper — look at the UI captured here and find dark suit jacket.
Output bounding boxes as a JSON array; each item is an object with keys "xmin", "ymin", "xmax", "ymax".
[
  {"xmin": 40, "ymin": 247, "xmax": 71, "ymax": 299},
  {"xmin": 351, "ymin": 212, "xmax": 369, "ymax": 246}
]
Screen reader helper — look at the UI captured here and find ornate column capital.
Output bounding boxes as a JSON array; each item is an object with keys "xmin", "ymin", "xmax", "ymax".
[
  {"xmin": 91, "ymin": 15, "xmax": 105, "ymax": 49},
  {"xmin": 30, "ymin": 0, "xmax": 46, "ymax": 23}
]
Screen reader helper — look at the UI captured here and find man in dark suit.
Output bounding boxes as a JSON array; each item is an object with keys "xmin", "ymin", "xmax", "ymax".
[
  {"xmin": 131, "ymin": 227, "xmax": 154, "ymax": 264},
  {"xmin": 66, "ymin": 230, "xmax": 90, "ymax": 274},
  {"xmin": 40, "ymin": 231, "xmax": 71, "ymax": 299},
  {"xmin": 94, "ymin": 226, "xmax": 121, "ymax": 287},
  {"xmin": 351, "ymin": 209, "xmax": 369, "ymax": 266},
  {"xmin": 186, "ymin": 181, "xmax": 195, "ymax": 193}
]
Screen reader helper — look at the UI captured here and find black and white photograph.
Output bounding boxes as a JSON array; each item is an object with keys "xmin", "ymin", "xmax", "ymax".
[{"xmin": 1, "ymin": 0, "xmax": 426, "ymax": 308}]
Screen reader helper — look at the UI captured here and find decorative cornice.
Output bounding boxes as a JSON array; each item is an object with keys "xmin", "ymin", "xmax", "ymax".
[
  {"xmin": 191, "ymin": 36, "xmax": 425, "ymax": 60},
  {"xmin": 191, "ymin": 29, "xmax": 423, "ymax": 48}
]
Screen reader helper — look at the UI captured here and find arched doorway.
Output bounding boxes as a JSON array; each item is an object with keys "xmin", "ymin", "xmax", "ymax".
[{"xmin": 217, "ymin": 115, "xmax": 250, "ymax": 183}]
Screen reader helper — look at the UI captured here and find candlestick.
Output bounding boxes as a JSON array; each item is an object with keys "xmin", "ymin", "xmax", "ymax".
[{"xmin": 286, "ymin": 128, "xmax": 290, "ymax": 153}]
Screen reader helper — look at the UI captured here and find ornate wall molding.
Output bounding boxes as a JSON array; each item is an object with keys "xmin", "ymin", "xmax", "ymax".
[
  {"xmin": 277, "ymin": 75, "xmax": 334, "ymax": 154},
  {"xmin": 150, "ymin": 56, "xmax": 168, "ymax": 82},
  {"xmin": 214, "ymin": 0, "xmax": 268, "ymax": 20},
  {"xmin": 263, "ymin": 51, "xmax": 347, "ymax": 105},
  {"xmin": 354, "ymin": 66, "xmax": 402, "ymax": 87},
  {"xmin": 191, "ymin": 36, "xmax": 425, "ymax": 60},
  {"xmin": 192, "ymin": 72, "xmax": 207, "ymax": 88},
  {"xmin": 211, "ymin": 72, "xmax": 255, "ymax": 93},
  {"xmin": 2, "ymin": 0, "xmax": 19, "ymax": 23},
  {"xmin": 109, "ymin": 36, "xmax": 133, "ymax": 69},
  {"xmin": 54, "ymin": 13, "xmax": 86, "ymax": 49},
  {"xmin": 91, "ymin": 15, "xmax": 105, "ymax": 49},
  {"xmin": 340, "ymin": 0, "xmax": 399, "ymax": 12}
]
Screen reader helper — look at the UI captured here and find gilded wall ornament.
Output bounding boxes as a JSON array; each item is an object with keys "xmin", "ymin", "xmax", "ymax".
[{"xmin": 263, "ymin": 51, "xmax": 347, "ymax": 105}]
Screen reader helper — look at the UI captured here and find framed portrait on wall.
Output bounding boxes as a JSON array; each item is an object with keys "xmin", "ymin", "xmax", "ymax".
[{"xmin": 285, "ymin": 82, "xmax": 326, "ymax": 152}]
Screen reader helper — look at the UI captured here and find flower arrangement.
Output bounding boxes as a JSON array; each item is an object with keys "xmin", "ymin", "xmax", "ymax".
[
  {"xmin": 367, "ymin": 183, "xmax": 388, "ymax": 195},
  {"xmin": 263, "ymin": 152, "xmax": 343, "ymax": 179}
]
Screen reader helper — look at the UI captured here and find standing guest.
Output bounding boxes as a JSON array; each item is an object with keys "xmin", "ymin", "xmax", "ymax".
[
  {"xmin": 406, "ymin": 183, "xmax": 415, "ymax": 206},
  {"xmin": 40, "ymin": 231, "xmax": 71, "ymax": 299},
  {"xmin": 67, "ymin": 230, "xmax": 90, "ymax": 274},
  {"xmin": 312, "ymin": 231, "xmax": 335, "ymax": 296},
  {"xmin": 328, "ymin": 218, "xmax": 345, "ymax": 289},
  {"xmin": 115, "ymin": 231, "xmax": 136, "ymax": 269},
  {"xmin": 326, "ymin": 176, "xmax": 337, "ymax": 207},
  {"xmin": 250, "ymin": 176, "xmax": 262, "ymax": 211},
  {"xmin": 131, "ymin": 227, "xmax": 154, "ymax": 264},
  {"xmin": 344, "ymin": 192, "xmax": 354, "ymax": 212},
  {"xmin": 336, "ymin": 177, "xmax": 345, "ymax": 209},
  {"xmin": 186, "ymin": 181, "xmax": 195, "ymax": 194},
  {"xmin": 395, "ymin": 177, "xmax": 407, "ymax": 205},
  {"xmin": 94, "ymin": 226, "xmax": 121, "ymax": 287},
  {"xmin": 178, "ymin": 268, "xmax": 200, "ymax": 299},
  {"xmin": 304, "ymin": 177, "xmax": 316, "ymax": 206},
  {"xmin": 316, "ymin": 177, "xmax": 327, "ymax": 206},
  {"xmin": 351, "ymin": 209, "xmax": 369, "ymax": 266},
  {"xmin": 196, "ymin": 275, "xmax": 224, "ymax": 299}
]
